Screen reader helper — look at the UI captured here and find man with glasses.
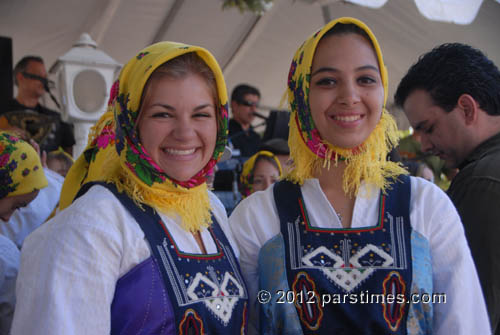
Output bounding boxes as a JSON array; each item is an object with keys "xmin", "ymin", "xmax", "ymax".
[
  {"xmin": 3, "ymin": 56, "xmax": 75, "ymax": 155},
  {"xmin": 229, "ymin": 84, "xmax": 262, "ymax": 157}
]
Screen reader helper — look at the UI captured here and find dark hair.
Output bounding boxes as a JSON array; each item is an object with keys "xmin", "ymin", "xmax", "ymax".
[
  {"xmin": 13, "ymin": 56, "xmax": 44, "ymax": 86},
  {"xmin": 231, "ymin": 84, "xmax": 260, "ymax": 103},
  {"xmin": 322, "ymin": 23, "xmax": 373, "ymax": 46},
  {"xmin": 394, "ymin": 43, "xmax": 500, "ymax": 116}
]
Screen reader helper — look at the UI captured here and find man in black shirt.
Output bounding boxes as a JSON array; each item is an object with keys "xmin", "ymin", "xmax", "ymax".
[
  {"xmin": 395, "ymin": 43, "xmax": 500, "ymax": 334},
  {"xmin": 3, "ymin": 56, "xmax": 75, "ymax": 155},
  {"xmin": 228, "ymin": 84, "xmax": 262, "ymax": 157}
]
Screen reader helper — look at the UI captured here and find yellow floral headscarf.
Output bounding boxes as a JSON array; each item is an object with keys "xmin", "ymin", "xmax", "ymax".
[
  {"xmin": 0, "ymin": 131, "xmax": 48, "ymax": 198},
  {"xmin": 59, "ymin": 42, "xmax": 229, "ymax": 232},
  {"xmin": 239, "ymin": 150, "xmax": 282, "ymax": 197},
  {"xmin": 286, "ymin": 17, "xmax": 406, "ymax": 196}
]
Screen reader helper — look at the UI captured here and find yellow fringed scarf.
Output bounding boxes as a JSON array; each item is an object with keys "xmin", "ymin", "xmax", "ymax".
[
  {"xmin": 59, "ymin": 42, "xmax": 229, "ymax": 232},
  {"xmin": 285, "ymin": 17, "xmax": 407, "ymax": 196}
]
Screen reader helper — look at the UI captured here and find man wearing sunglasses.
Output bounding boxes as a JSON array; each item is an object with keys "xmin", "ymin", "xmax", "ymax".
[
  {"xmin": 3, "ymin": 56, "xmax": 75, "ymax": 155},
  {"xmin": 229, "ymin": 84, "xmax": 262, "ymax": 157}
]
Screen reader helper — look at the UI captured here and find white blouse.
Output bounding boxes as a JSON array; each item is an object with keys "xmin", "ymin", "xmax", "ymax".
[
  {"xmin": 229, "ymin": 177, "xmax": 490, "ymax": 335},
  {"xmin": 11, "ymin": 184, "xmax": 238, "ymax": 335},
  {"xmin": 0, "ymin": 168, "xmax": 64, "ymax": 248}
]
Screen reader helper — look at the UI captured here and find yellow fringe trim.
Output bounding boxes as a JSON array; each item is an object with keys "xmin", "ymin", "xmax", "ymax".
[
  {"xmin": 286, "ymin": 109, "xmax": 407, "ymax": 197},
  {"xmin": 109, "ymin": 169, "xmax": 212, "ymax": 233}
]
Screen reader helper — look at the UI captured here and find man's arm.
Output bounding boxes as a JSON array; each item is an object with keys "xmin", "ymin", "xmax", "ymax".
[{"xmin": 449, "ymin": 176, "xmax": 500, "ymax": 333}]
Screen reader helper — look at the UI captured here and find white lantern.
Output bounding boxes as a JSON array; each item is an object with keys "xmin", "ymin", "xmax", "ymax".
[{"xmin": 49, "ymin": 33, "xmax": 121, "ymax": 158}]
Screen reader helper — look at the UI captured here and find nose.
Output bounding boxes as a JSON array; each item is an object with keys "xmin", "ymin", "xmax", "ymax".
[
  {"xmin": 419, "ymin": 134, "xmax": 434, "ymax": 153},
  {"xmin": 0, "ymin": 210, "xmax": 14, "ymax": 222},
  {"xmin": 337, "ymin": 81, "xmax": 360, "ymax": 106},
  {"xmin": 172, "ymin": 117, "xmax": 196, "ymax": 140},
  {"xmin": 262, "ymin": 178, "xmax": 272, "ymax": 190}
]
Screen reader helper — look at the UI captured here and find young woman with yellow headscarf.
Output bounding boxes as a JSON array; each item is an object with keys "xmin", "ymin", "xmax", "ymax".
[
  {"xmin": 229, "ymin": 18, "xmax": 488, "ymax": 334},
  {"xmin": 12, "ymin": 43, "xmax": 248, "ymax": 334},
  {"xmin": 0, "ymin": 131, "xmax": 47, "ymax": 334},
  {"xmin": 239, "ymin": 150, "xmax": 282, "ymax": 198}
]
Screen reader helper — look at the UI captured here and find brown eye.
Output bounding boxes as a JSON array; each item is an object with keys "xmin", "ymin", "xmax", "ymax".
[
  {"xmin": 358, "ymin": 76, "xmax": 376, "ymax": 84},
  {"xmin": 316, "ymin": 78, "xmax": 336, "ymax": 86}
]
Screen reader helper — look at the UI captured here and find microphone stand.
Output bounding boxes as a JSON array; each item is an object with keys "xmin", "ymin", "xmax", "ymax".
[{"xmin": 43, "ymin": 82, "xmax": 61, "ymax": 110}]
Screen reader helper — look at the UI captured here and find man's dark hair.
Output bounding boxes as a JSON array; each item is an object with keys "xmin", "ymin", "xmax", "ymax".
[
  {"xmin": 13, "ymin": 55, "xmax": 44, "ymax": 86},
  {"xmin": 231, "ymin": 84, "xmax": 260, "ymax": 103},
  {"xmin": 395, "ymin": 43, "xmax": 500, "ymax": 116}
]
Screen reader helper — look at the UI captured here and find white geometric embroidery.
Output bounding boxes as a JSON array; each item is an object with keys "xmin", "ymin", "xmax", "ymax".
[
  {"xmin": 302, "ymin": 244, "xmax": 394, "ymax": 292},
  {"xmin": 350, "ymin": 244, "xmax": 393, "ymax": 268},
  {"xmin": 187, "ymin": 272, "xmax": 244, "ymax": 325},
  {"xmin": 302, "ymin": 246, "xmax": 344, "ymax": 268}
]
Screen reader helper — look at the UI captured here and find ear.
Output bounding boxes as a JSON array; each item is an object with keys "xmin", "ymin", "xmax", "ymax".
[
  {"xmin": 457, "ymin": 94, "xmax": 479, "ymax": 126},
  {"xmin": 230, "ymin": 100, "xmax": 238, "ymax": 115},
  {"xmin": 15, "ymin": 71, "xmax": 23, "ymax": 86}
]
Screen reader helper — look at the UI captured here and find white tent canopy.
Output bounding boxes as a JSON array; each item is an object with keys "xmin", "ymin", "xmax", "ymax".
[{"xmin": 2, "ymin": 0, "xmax": 500, "ymax": 128}]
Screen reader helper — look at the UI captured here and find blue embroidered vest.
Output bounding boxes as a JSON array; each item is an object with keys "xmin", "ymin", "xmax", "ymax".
[
  {"xmin": 258, "ymin": 176, "xmax": 433, "ymax": 334},
  {"xmin": 76, "ymin": 182, "xmax": 248, "ymax": 334}
]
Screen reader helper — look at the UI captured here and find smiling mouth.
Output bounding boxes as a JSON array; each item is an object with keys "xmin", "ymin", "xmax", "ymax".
[
  {"xmin": 163, "ymin": 148, "xmax": 196, "ymax": 156},
  {"xmin": 331, "ymin": 115, "xmax": 362, "ymax": 122}
]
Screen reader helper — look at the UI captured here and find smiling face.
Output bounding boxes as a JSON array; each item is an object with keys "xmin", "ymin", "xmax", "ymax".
[
  {"xmin": 403, "ymin": 89, "xmax": 468, "ymax": 169},
  {"xmin": 0, "ymin": 190, "xmax": 39, "ymax": 222},
  {"xmin": 137, "ymin": 73, "xmax": 218, "ymax": 182},
  {"xmin": 251, "ymin": 157, "xmax": 280, "ymax": 192},
  {"xmin": 308, "ymin": 33, "xmax": 384, "ymax": 149}
]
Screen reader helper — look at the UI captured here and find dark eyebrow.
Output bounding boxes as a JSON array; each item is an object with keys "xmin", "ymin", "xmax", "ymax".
[
  {"xmin": 311, "ymin": 67, "xmax": 339, "ymax": 77},
  {"xmin": 414, "ymin": 120, "xmax": 428, "ymax": 131},
  {"xmin": 311, "ymin": 65, "xmax": 379, "ymax": 77}
]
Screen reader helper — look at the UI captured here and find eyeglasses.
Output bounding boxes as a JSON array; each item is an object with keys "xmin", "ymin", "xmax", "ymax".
[
  {"xmin": 238, "ymin": 99, "xmax": 259, "ymax": 108},
  {"xmin": 22, "ymin": 72, "xmax": 55, "ymax": 89}
]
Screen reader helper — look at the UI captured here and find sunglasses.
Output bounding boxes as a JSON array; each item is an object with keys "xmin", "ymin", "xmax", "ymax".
[
  {"xmin": 238, "ymin": 99, "xmax": 259, "ymax": 108},
  {"xmin": 22, "ymin": 72, "xmax": 55, "ymax": 89}
]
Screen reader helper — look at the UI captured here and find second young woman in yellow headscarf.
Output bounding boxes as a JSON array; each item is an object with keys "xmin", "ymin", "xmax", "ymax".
[
  {"xmin": 229, "ymin": 17, "xmax": 488, "ymax": 334},
  {"xmin": 12, "ymin": 42, "xmax": 249, "ymax": 334}
]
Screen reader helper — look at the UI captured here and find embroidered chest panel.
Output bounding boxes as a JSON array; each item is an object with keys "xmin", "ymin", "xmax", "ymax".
[
  {"xmin": 288, "ymin": 200, "xmax": 409, "ymax": 293},
  {"xmin": 156, "ymin": 225, "xmax": 248, "ymax": 326}
]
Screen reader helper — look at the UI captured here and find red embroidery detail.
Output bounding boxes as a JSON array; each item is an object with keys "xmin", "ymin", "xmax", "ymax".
[
  {"xmin": 292, "ymin": 271, "xmax": 323, "ymax": 330},
  {"xmin": 382, "ymin": 271, "xmax": 407, "ymax": 331},
  {"xmin": 299, "ymin": 197, "xmax": 386, "ymax": 234},
  {"xmin": 240, "ymin": 302, "xmax": 247, "ymax": 335},
  {"xmin": 157, "ymin": 220, "xmax": 225, "ymax": 260},
  {"xmin": 179, "ymin": 309, "xmax": 204, "ymax": 335}
]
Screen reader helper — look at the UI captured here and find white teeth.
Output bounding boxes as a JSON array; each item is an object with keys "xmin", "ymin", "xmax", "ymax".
[
  {"xmin": 333, "ymin": 115, "xmax": 361, "ymax": 122},
  {"xmin": 164, "ymin": 148, "xmax": 195, "ymax": 155}
]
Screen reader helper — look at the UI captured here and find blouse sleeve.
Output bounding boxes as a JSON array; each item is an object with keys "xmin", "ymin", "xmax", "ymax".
[
  {"xmin": 229, "ymin": 188, "xmax": 281, "ymax": 334},
  {"xmin": 10, "ymin": 185, "xmax": 147, "ymax": 335},
  {"xmin": 409, "ymin": 177, "xmax": 491, "ymax": 334}
]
